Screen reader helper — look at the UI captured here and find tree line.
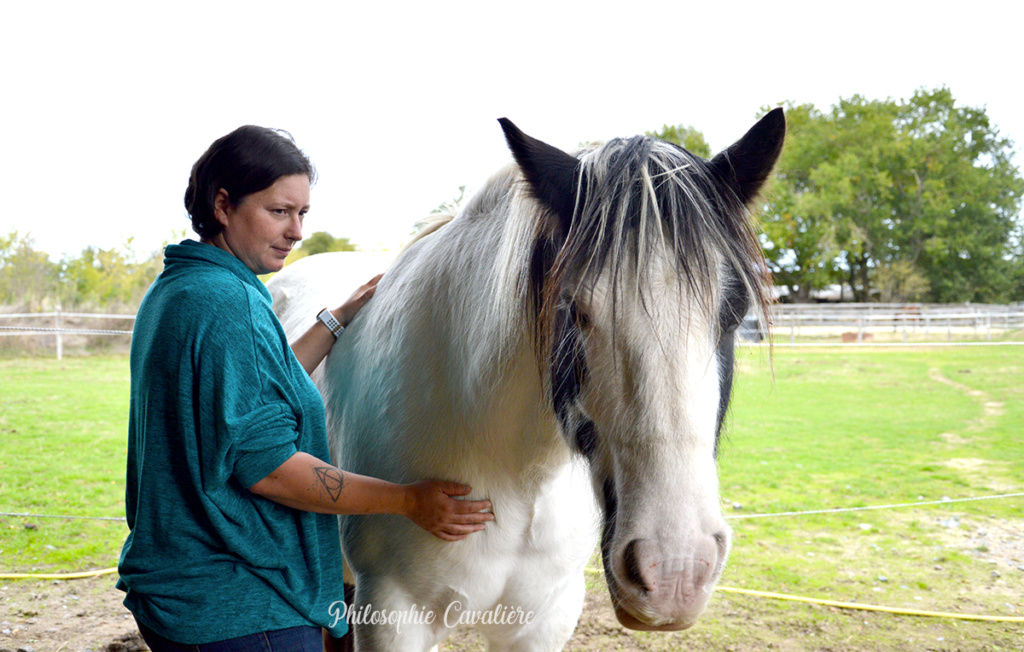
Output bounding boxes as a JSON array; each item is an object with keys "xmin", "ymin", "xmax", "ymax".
[
  {"xmin": 4, "ymin": 86, "xmax": 1022, "ymax": 311},
  {"xmin": 651, "ymin": 87, "xmax": 1024, "ymax": 303},
  {"xmin": 0, "ymin": 230, "xmax": 357, "ymax": 311}
]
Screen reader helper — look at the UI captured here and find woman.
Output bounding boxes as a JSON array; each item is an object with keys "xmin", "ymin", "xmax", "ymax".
[{"xmin": 117, "ymin": 125, "xmax": 493, "ymax": 650}]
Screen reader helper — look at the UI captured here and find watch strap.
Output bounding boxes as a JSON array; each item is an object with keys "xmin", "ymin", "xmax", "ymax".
[{"xmin": 317, "ymin": 308, "xmax": 344, "ymax": 338}]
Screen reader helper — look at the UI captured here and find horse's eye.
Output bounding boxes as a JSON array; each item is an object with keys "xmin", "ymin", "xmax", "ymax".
[{"xmin": 573, "ymin": 305, "xmax": 591, "ymax": 330}]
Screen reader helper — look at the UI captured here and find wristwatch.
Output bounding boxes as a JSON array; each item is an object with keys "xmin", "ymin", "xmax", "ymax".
[{"xmin": 317, "ymin": 308, "xmax": 344, "ymax": 339}]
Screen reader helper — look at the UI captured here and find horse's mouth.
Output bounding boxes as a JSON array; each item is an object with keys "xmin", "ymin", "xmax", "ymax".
[
  {"xmin": 602, "ymin": 565, "xmax": 703, "ymax": 632},
  {"xmin": 612, "ymin": 604, "xmax": 697, "ymax": 631}
]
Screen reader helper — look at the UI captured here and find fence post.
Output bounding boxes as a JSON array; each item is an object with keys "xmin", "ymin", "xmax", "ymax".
[
  {"xmin": 857, "ymin": 317, "xmax": 863, "ymax": 344},
  {"xmin": 55, "ymin": 309, "xmax": 63, "ymax": 361}
]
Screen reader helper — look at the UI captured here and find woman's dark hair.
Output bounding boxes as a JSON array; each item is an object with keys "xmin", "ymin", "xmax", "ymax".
[{"xmin": 184, "ymin": 125, "xmax": 317, "ymax": 239}]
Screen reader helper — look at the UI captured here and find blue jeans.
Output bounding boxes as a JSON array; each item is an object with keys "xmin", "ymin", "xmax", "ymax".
[{"xmin": 135, "ymin": 618, "xmax": 323, "ymax": 652}]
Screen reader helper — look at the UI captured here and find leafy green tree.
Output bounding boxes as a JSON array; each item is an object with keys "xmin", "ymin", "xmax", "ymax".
[
  {"xmin": 0, "ymin": 230, "xmax": 61, "ymax": 307},
  {"xmin": 281, "ymin": 231, "xmax": 359, "ymax": 268},
  {"xmin": 758, "ymin": 103, "xmax": 852, "ymax": 301},
  {"xmin": 761, "ymin": 89, "xmax": 1024, "ymax": 302},
  {"xmin": 887, "ymin": 88, "xmax": 1023, "ymax": 302},
  {"xmin": 298, "ymin": 231, "xmax": 358, "ymax": 256},
  {"xmin": 646, "ymin": 124, "xmax": 711, "ymax": 158},
  {"xmin": 59, "ymin": 238, "xmax": 162, "ymax": 307}
]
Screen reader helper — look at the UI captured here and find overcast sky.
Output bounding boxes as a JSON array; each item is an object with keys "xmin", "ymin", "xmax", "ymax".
[{"xmin": 3, "ymin": 0, "xmax": 1021, "ymax": 259}]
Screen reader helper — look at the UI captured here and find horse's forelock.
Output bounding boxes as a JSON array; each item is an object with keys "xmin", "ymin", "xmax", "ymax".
[{"xmin": 527, "ymin": 136, "xmax": 772, "ymax": 360}]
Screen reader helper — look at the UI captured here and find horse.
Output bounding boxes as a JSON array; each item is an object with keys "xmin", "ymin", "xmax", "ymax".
[{"xmin": 268, "ymin": 110, "xmax": 784, "ymax": 650}]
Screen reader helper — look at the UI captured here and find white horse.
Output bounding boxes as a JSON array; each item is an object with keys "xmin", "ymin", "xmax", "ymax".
[{"xmin": 269, "ymin": 111, "xmax": 784, "ymax": 650}]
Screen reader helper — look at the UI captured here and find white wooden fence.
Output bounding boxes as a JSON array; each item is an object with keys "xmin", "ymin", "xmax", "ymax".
[
  {"xmin": 2, "ymin": 304, "xmax": 1023, "ymax": 358},
  {"xmin": 771, "ymin": 303, "xmax": 1024, "ymax": 343}
]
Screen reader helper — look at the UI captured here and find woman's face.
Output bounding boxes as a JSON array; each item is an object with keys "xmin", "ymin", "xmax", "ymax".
[{"xmin": 210, "ymin": 174, "xmax": 310, "ymax": 275}]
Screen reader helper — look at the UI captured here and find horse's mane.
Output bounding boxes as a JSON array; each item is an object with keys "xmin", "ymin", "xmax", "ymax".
[{"xmin": 396, "ymin": 213, "xmax": 455, "ymax": 259}]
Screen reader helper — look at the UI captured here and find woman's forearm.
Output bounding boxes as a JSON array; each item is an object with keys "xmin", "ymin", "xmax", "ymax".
[
  {"xmin": 290, "ymin": 317, "xmax": 338, "ymax": 375},
  {"xmin": 249, "ymin": 452, "xmax": 494, "ymax": 541}
]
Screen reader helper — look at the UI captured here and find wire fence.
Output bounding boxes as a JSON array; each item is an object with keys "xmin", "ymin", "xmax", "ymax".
[{"xmin": 0, "ymin": 310, "xmax": 135, "ymax": 359}]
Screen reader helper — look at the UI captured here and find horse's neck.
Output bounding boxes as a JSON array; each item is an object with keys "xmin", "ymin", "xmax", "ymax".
[{"xmin": 340, "ymin": 213, "xmax": 569, "ymax": 486}]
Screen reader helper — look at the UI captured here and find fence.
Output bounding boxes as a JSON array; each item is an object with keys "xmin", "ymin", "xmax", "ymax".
[
  {"xmin": 0, "ymin": 310, "xmax": 135, "ymax": 359},
  {"xmin": 770, "ymin": 303, "xmax": 1024, "ymax": 344},
  {"xmin": 3, "ymin": 304, "xmax": 1024, "ymax": 358}
]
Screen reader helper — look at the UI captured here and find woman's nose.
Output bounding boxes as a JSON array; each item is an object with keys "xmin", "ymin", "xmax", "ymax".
[{"xmin": 286, "ymin": 214, "xmax": 303, "ymax": 241}]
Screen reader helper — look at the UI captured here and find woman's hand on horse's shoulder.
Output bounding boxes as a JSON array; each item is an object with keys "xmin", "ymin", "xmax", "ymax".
[
  {"xmin": 403, "ymin": 481, "xmax": 494, "ymax": 542},
  {"xmin": 333, "ymin": 274, "xmax": 383, "ymax": 327}
]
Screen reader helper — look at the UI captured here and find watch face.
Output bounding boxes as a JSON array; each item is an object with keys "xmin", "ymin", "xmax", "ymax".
[{"xmin": 319, "ymin": 309, "xmax": 342, "ymax": 336}]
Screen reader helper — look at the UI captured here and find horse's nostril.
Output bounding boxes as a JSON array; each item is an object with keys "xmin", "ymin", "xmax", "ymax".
[
  {"xmin": 622, "ymin": 539, "xmax": 650, "ymax": 592},
  {"xmin": 713, "ymin": 530, "xmax": 729, "ymax": 558}
]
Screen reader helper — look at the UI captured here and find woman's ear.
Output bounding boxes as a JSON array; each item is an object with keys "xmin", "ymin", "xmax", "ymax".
[{"xmin": 213, "ymin": 188, "xmax": 232, "ymax": 227}]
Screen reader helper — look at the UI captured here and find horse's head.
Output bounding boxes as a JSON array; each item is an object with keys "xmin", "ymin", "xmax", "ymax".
[{"xmin": 500, "ymin": 111, "xmax": 784, "ymax": 631}]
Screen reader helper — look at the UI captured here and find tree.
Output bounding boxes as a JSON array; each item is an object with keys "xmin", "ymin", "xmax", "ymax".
[
  {"xmin": 59, "ymin": 239, "xmax": 162, "ymax": 307},
  {"xmin": 761, "ymin": 89, "xmax": 1024, "ymax": 302},
  {"xmin": 646, "ymin": 124, "xmax": 712, "ymax": 158},
  {"xmin": 888, "ymin": 88, "xmax": 1023, "ymax": 302},
  {"xmin": 758, "ymin": 103, "xmax": 854, "ymax": 301},
  {"xmin": 298, "ymin": 231, "xmax": 358, "ymax": 256},
  {"xmin": 281, "ymin": 231, "xmax": 358, "ymax": 267},
  {"xmin": 0, "ymin": 230, "xmax": 61, "ymax": 307}
]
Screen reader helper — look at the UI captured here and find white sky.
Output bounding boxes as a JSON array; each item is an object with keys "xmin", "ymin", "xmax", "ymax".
[{"xmin": 2, "ymin": 0, "xmax": 1022, "ymax": 259}]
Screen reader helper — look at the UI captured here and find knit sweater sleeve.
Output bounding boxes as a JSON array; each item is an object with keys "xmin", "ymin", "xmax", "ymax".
[{"xmin": 192, "ymin": 281, "xmax": 302, "ymax": 490}]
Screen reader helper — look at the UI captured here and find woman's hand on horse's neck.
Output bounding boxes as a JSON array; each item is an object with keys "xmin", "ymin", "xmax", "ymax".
[
  {"xmin": 289, "ymin": 274, "xmax": 382, "ymax": 375},
  {"xmin": 248, "ymin": 452, "xmax": 494, "ymax": 541}
]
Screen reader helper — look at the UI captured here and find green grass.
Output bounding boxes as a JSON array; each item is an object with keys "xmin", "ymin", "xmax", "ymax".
[
  {"xmin": 2, "ymin": 348, "xmax": 1022, "ymax": 648},
  {"xmin": 0, "ymin": 356, "xmax": 131, "ymax": 570}
]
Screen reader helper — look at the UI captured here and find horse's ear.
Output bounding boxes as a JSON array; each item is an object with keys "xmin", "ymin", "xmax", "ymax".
[
  {"xmin": 499, "ymin": 118, "xmax": 580, "ymax": 235},
  {"xmin": 709, "ymin": 108, "xmax": 785, "ymax": 205}
]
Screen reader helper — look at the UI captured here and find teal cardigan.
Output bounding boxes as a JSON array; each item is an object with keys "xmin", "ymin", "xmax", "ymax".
[{"xmin": 117, "ymin": 240, "xmax": 347, "ymax": 641}]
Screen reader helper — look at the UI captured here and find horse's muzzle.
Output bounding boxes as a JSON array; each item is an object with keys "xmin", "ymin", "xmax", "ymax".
[{"xmin": 605, "ymin": 527, "xmax": 730, "ymax": 630}]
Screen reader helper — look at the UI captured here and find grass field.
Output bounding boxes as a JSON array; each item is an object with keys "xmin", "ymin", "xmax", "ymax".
[{"xmin": 1, "ymin": 347, "xmax": 1022, "ymax": 649}]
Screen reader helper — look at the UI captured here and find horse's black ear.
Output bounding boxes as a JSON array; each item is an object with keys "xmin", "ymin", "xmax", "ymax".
[
  {"xmin": 709, "ymin": 108, "xmax": 785, "ymax": 205},
  {"xmin": 499, "ymin": 118, "xmax": 580, "ymax": 235}
]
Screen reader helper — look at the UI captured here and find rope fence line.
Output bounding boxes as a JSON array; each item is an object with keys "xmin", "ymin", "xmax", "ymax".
[
  {"xmin": 0, "ymin": 310, "xmax": 136, "ymax": 358},
  {"xmin": 0, "ymin": 326, "xmax": 133, "ymax": 336},
  {"xmin": 0, "ymin": 511, "xmax": 127, "ymax": 521},
  {"xmin": 725, "ymin": 492, "xmax": 1024, "ymax": 519},
  {"xmin": 3, "ymin": 492, "xmax": 1020, "ymax": 525}
]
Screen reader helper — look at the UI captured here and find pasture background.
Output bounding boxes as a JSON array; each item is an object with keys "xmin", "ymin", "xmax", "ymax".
[{"xmin": 1, "ymin": 347, "xmax": 1022, "ymax": 650}]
